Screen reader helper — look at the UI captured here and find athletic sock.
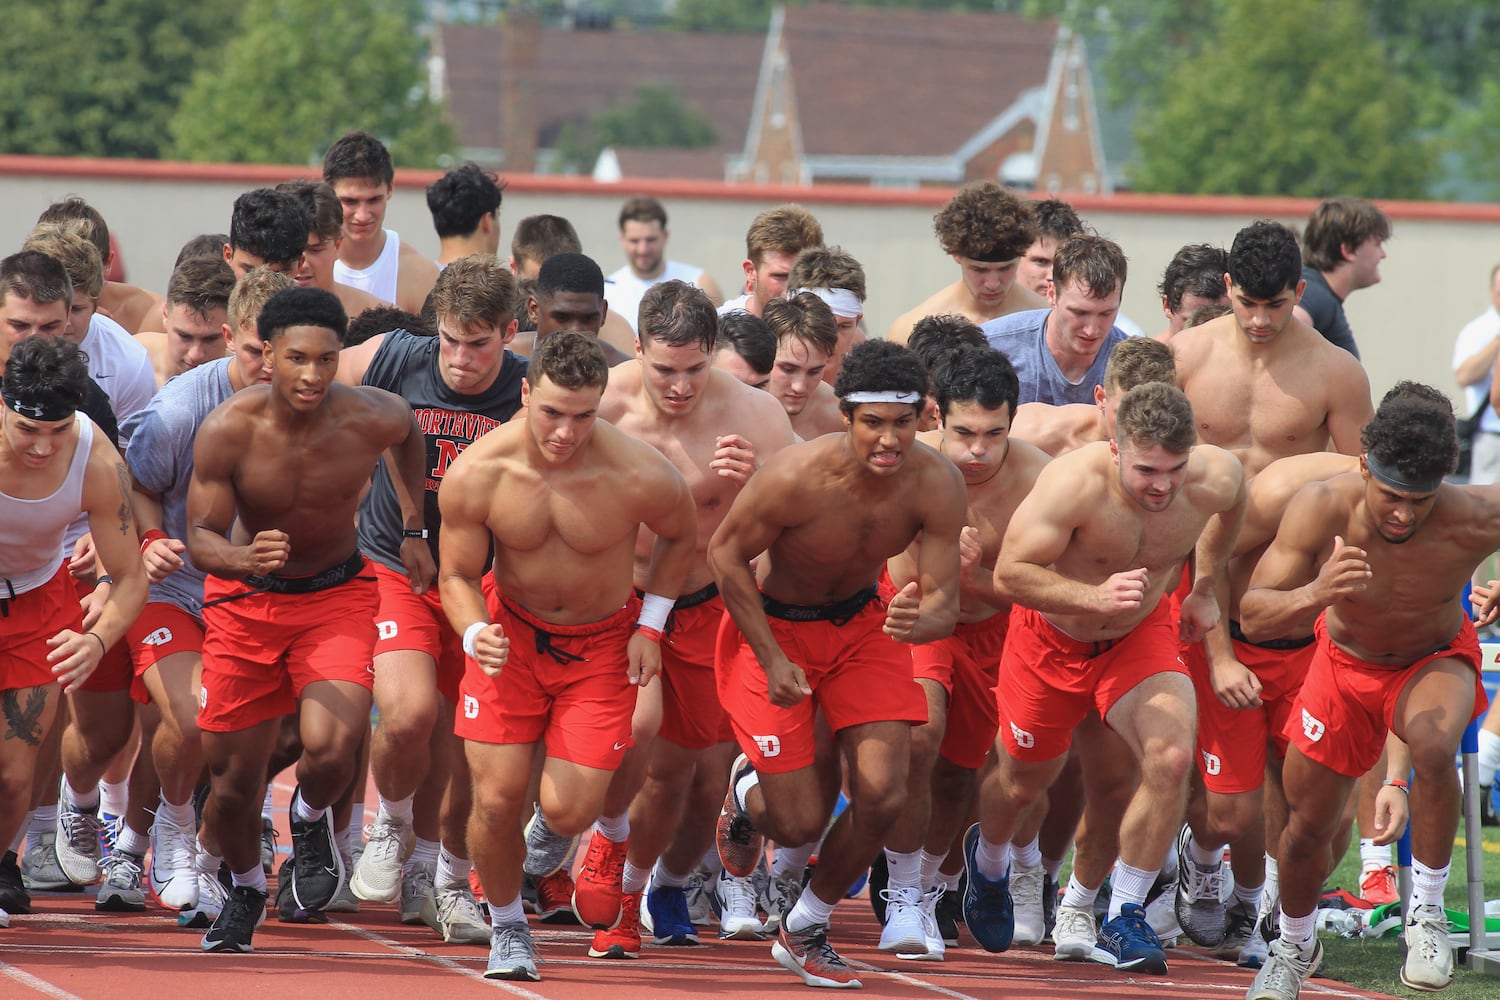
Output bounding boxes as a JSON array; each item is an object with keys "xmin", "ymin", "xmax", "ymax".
[
  {"xmin": 157, "ymin": 794, "xmax": 196, "ymax": 829},
  {"xmin": 1108, "ymin": 862, "xmax": 1156, "ymax": 919},
  {"xmin": 1359, "ymin": 838, "xmax": 1389, "ymax": 872},
  {"xmin": 1188, "ymin": 835, "xmax": 1224, "ymax": 869},
  {"xmin": 99, "ymin": 779, "xmax": 128, "ymax": 818},
  {"xmin": 772, "ymin": 842, "xmax": 816, "ymax": 880},
  {"xmin": 1041, "ymin": 853, "xmax": 1065, "ymax": 881},
  {"xmin": 1011, "ymin": 835, "xmax": 1043, "ymax": 870},
  {"xmin": 28, "ymin": 807, "xmax": 56, "ymax": 852},
  {"xmin": 595, "ymin": 813, "xmax": 629, "ymax": 843},
  {"xmin": 490, "ymin": 894, "xmax": 525, "ymax": 927},
  {"xmin": 231, "ymin": 865, "xmax": 267, "ymax": 894},
  {"xmin": 1281, "ymin": 909, "xmax": 1316, "ymax": 951},
  {"xmin": 884, "ymin": 848, "xmax": 921, "ymax": 891},
  {"xmin": 408, "ymin": 836, "xmax": 439, "ymax": 868},
  {"xmin": 1233, "ymin": 878, "xmax": 1262, "ymax": 909},
  {"xmin": 1411, "ymin": 860, "xmax": 1449, "ymax": 908},
  {"xmin": 621, "ymin": 860, "xmax": 650, "ymax": 894},
  {"xmin": 435, "ymin": 846, "xmax": 473, "ymax": 891},
  {"xmin": 379, "ymin": 794, "xmax": 415, "ymax": 826},
  {"xmin": 973, "ymin": 833, "xmax": 1010, "ymax": 882},
  {"xmin": 918, "ymin": 849, "xmax": 947, "ymax": 890},
  {"xmin": 64, "ymin": 778, "xmax": 100, "ymax": 812},
  {"xmin": 291, "ymin": 789, "xmax": 324, "ymax": 825},
  {"xmin": 117, "ymin": 825, "xmax": 151, "ymax": 858},
  {"xmin": 1060, "ymin": 872, "xmax": 1100, "ymax": 910},
  {"xmin": 783, "ymin": 886, "xmax": 838, "ymax": 933},
  {"xmin": 651, "ymin": 862, "xmax": 692, "ymax": 890}
]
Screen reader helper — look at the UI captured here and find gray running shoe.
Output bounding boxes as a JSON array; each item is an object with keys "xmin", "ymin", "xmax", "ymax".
[
  {"xmin": 1401, "ymin": 904, "xmax": 1454, "ymax": 991},
  {"xmin": 55, "ymin": 802, "xmax": 105, "ymax": 885},
  {"xmin": 350, "ymin": 815, "xmax": 411, "ymax": 903},
  {"xmin": 21, "ymin": 833, "xmax": 81, "ymax": 891},
  {"xmin": 522, "ymin": 804, "xmax": 579, "ymax": 878},
  {"xmin": 1215, "ymin": 896, "xmax": 1258, "ymax": 961},
  {"xmin": 96, "ymin": 851, "xmax": 147, "ymax": 912},
  {"xmin": 1173, "ymin": 824, "xmax": 1226, "ymax": 947},
  {"xmin": 484, "ymin": 920, "xmax": 541, "ymax": 981},
  {"xmin": 401, "ymin": 859, "xmax": 436, "ymax": 924},
  {"xmin": 423, "ymin": 884, "xmax": 490, "ymax": 945}
]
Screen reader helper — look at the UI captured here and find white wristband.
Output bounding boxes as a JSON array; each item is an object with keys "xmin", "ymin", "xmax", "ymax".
[
  {"xmin": 638, "ymin": 593, "xmax": 673, "ymax": 633},
  {"xmin": 462, "ymin": 621, "xmax": 488, "ymax": 659}
]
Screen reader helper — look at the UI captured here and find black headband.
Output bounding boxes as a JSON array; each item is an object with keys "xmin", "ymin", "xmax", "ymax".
[
  {"xmin": 968, "ymin": 250, "xmax": 1016, "ymax": 264},
  {"xmin": 3, "ymin": 391, "xmax": 76, "ymax": 423},
  {"xmin": 1365, "ymin": 452, "xmax": 1444, "ymax": 495}
]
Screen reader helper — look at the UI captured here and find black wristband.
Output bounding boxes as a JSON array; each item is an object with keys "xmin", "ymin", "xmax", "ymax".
[
  {"xmin": 95, "ymin": 575, "xmax": 113, "ymax": 587},
  {"xmin": 403, "ymin": 529, "xmax": 429, "ymax": 539}
]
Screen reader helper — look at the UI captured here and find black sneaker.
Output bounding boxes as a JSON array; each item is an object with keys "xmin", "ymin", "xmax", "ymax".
[
  {"xmin": 1043, "ymin": 873, "xmax": 1059, "ymax": 940},
  {"xmin": 936, "ymin": 885, "xmax": 963, "ymax": 945},
  {"xmin": 288, "ymin": 789, "xmax": 344, "ymax": 913},
  {"xmin": 275, "ymin": 857, "xmax": 328, "ymax": 924},
  {"xmin": 868, "ymin": 852, "xmax": 890, "ymax": 923},
  {"xmin": 0, "ymin": 851, "xmax": 31, "ymax": 915},
  {"xmin": 201, "ymin": 885, "xmax": 267, "ymax": 953}
]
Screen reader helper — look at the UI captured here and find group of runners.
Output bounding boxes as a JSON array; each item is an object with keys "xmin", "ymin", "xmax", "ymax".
[{"xmin": 0, "ymin": 133, "xmax": 1492, "ymax": 1000}]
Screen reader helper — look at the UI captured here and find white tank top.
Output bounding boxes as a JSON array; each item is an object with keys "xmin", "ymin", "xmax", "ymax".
[
  {"xmin": 334, "ymin": 228, "xmax": 402, "ymax": 304},
  {"xmin": 0, "ymin": 414, "xmax": 94, "ymax": 596}
]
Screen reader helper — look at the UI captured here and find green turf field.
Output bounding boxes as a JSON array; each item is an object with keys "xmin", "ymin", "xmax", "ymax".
[{"xmin": 1314, "ymin": 814, "xmax": 1500, "ymax": 998}]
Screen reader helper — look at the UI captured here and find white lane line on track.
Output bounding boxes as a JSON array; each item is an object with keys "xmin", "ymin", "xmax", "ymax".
[
  {"xmin": 332, "ymin": 918, "xmax": 549, "ymax": 999},
  {"xmin": 0, "ymin": 963, "xmax": 86, "ymax": 1000}
]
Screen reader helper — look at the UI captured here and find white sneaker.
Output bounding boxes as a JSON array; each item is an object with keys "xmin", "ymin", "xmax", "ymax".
[
  {"xmin": 1011, "ymin": 863, "xmax": 1046, "ymax": 946},
  {"xmin": 178, "ymin": 869, "xmax": 229, "ymax": 929},
  {"xmin": 423, "ymin": 884, "xmax": 490, "ymax": 945},
  {"xmin": 350, "ymin": 815, "xmax": 412, "ymax": 904},
  {"xmin": 1053, "ymin": 902, "xmax": 1097, "ymax": 961},
  {"xmin": 1247, "ymin": 937, "xmax": 1321, "ymax": 1000},
  {"xmin": 898, "ymin": 884, "xmax": 946, "ymax": 962},
  {"xmin": 149, "ymin": 813, "xmax": 200, "ymax": 910},
  {"xmin": 716, "ymin": 872, "xmax": 765, "ymax": 940},
  {"xmin": 878, "ymin": 885, "xmax": 927, "ymax": 954},
  {"xmin": 55, "ymin": 801, "xmax": 104, "ymax": 886},
  {"xmin": 1401, "ymin": 904, "xmax": 1454, "ymax": 991}
]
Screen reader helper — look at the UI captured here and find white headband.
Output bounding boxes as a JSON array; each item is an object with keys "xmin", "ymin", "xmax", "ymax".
[
  {"xmin": 790, "ymin": 286, "xmax": 863, "ymax": 319},
  {"xmin": 841, "ymin": 391, "xmax": 921, "ymax": 405}
]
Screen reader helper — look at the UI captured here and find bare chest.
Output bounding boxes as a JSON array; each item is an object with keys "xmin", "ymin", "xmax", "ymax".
[
  {"xmin": 1185, "ymin": 366, "xmax": 1328, "ymax": 471},
  {"xmin": 490, "ymin": 467, "xmax": 639, "ymax": 556}
]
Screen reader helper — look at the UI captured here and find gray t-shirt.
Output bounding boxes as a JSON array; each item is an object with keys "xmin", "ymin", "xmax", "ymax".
[
  {"xmin": 980, "ymin": 308, "xmax": 1131, "ymax": 405},
  {"xmin": 121, "ymin": 358, "xmax": 236, "ymax": 617}
]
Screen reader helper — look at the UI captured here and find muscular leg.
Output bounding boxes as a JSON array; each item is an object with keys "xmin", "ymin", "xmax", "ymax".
[
  {"xmin": 60, "ymin": 689, "xmax": 135, "ymax": 796},
  {"xmin": 1071, "ymin": 715, "xmax": 1141, "ymax": 892},
  {"xmin": 0, "ymin": 685, "xmax": 64, "ymax": 857},
  {"xmin": 466, "ymin": 741, "xmax": 540, "ymax": 909},
  {"xmin": 885, "ymin": 679, "xmax": 946, "ymax": 855},
  {"xmin": 600, "ymin": 681, "xmax": 662, "ymax": 821},
  {"xmin": 626, "ymin": 737, "xmax": 702, "ymax": 875},
  {"xmin": 659, "ymin": 739, "xmax": 735, "ymax": 876},
  {"xmin": 141, "ymin": 652, "xmax": 203, "ymax": 808},
  {"xmin": 369, "ymin": 650, "xmax": 440, "ymax": 805},
  {"xmin": 438, "ymin": 721, "xmax": 468, "ymax": 856},
  {"xmin": 805, "ymin": 722, "xmax": 910, "ymax": 911},
  {"xmin": 1275, "ymin": 748, "xmax": 1354, "ymax": 922},
  {"xmin": 124, "ymin": 702, "xmax": 163, "ymax": 845},
  {"xmin": 201, "ymin": 719, "xmax": 280, "ymax": 875},
  {"xmin": 294, "ymin": 680, "xmax": 372, "ymax": 811},
  {"xmin": 1394, "ymin": 658, "xmax": 1476, "ymax": 871}
]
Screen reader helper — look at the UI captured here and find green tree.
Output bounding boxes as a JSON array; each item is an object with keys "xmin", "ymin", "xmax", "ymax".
[
  {"xmin": 1130, "ymin": 0, "xmax": 1435, "ymax": 198},
  {"xmin": 0, "ymin": 0, "xmax": 237, "ymax": 159},
  {"xmin": 168, "ymin": 0, "xmax": 454, "ymax": 167},
  {"xmin": 552, "ymin": 84, "xmax": 718, "ymax": 173}
]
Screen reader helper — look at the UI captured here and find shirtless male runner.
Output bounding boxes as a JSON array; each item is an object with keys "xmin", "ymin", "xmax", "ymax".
[
  {"xmin": 763, "ymin": 293, "xmax": 844, "ymax": 439},
  {"xmin": 187, "ymin": 286, "xmax": 433, "ymax": 953},
  {"xmin": 709, "ymin": 338, "xmax": 967, "ymax": 988},
  {"xmin": 437, "ymin": 331, "xmax": 697, "ymax": 982},
  {"xmin": 964, "ymin": 382, "xmax": 1244, "ymax": 978},
  {"xmin": 878, "ymin": 345, "xmax": 1050, "ymax": 961},
  {"xmin": 1241, "ymin": 383, "xmax": 1493, "ymax": 998},
  {"xmin": 887, "ymin": 181, "xmax": 1044, "ymax": 344},
  {"xmin": 562, "ymin": 281, "xmax": 794, "ymax": 961},
  {"xmin": 0, "ymin": 336, "xmax": 147, "ymax": 925}
]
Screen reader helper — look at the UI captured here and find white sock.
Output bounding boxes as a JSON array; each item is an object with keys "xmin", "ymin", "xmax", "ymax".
[
  {"xmin": 232, "ymin": 865, "xmax": 267, "ymax": 893},
  {"xmin": 1281, "ymin": 909, "xmax": 1316, "ymax": 950},
  {"xmin": 99, "ymin": 779, "xmax": 128, "ymax": 818},
  {"xmin": 1359, "ymin": 838, "xmax": 1389, "ymax": 873},
  {"xmin": 28, "ymin": 807, "xmax": 56, "ymax": 851},
  {"xmin": 699, "ymin": 844, "xmax": 723, "ymax": 876},
  {"xmin": 622, "ymin": 860, "xmax": 650, "ymax": 894},
  {"xmin": 772, "ymin": 842, "xmax": 817, "ymax": 880},
  {"xmin": 64, "ymin": 779, "xmax": 100, "ymax": 812},
  {"xmin": 1109, "ymin": 862, "xmax": 1157, "ymax": 918},
  {"xmin": 1263, "ymin": 854, "xmax": 1279, "ymax": 905},
  {"xmin": 490, "ymin": 893, "xmax": 525, "ymax": 926},
  {"xmin": 1188, "ymin": 834, "xmax": 1224, "ymax": 869},
  {"xmin": 157, "ymin": 794, "xmax": 196, "ymax": 829},
  {"xmin": 379, "ymin": 794, "xmax": 415, "ymax": 825},
  {"xmin": 1041, "ymin": 853, "xmax": 1064, "ymax": 881},
  {"xmin": 409, "ymin": 836, "xmax": 439, "ymax": 868},
  {"xmin": 595, "ymin": 813, "xmax": 629, "ymax": 843},
  {"xmin": 1233, "ymin": 878, "xmax": 1262, "ymax": 908},
  {"xmin": 291, "ymin": 789, "xmax": 323, "ymax": 824},
  {"xmin": 651, "ymin": 862, "xmax": 692, "ymax": 889},
  {"xmin": 784, "ymin": 886, "xmax": 838, "ymax": 933},
  {"xmin": 1411, "ymin": 860, "xmax": 1449, "ymax": 908},
  {"xmin": 974, "ymin": 833, "xmax": 1010, "ymax": 882},
  {"xmin": 884, "ymin": 848, "xmax": 921, "ymax": 891},
  {"xmin": 1012, "ymin": 835, "xmax": 1043, "ymax": 870},
  {"xmin": 435, "ymin": 846, "xmax": 472, "ymax": 890},
  {"xmin": 918, "ymin": 849, "xmax": 946, "ymax": 890},
  {"xmin": 116, "ymin": 825, "xmax": 151, "ymax": 858},
  {"xmin": 349, "ymin": 802, "xmax": 365, "ymax": 832},
  {"xmin": 195, "ymin": 839, "xmax": 223, "ymax": 874},
  {"xmin": 1061, "ymin": 872, "xmax": 1099, "ymax": 910}
]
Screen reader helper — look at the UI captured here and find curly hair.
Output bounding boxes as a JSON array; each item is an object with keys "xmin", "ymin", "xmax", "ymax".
[
  {"xmin": 531, "ymin": 329, "xmax": 608, "ymax": 391},
  {"xmin": 1158, "ymin": 243, "xmax": 1228, "ymax": 313},
  {"xmin": 346, "ymin": 306, "xmax": 433, "ymax": 347},
  {"xmin": 834, "ymin": 339, "xmax": 929, "ymax": 416},
  {"xmin": 1361, "ymin": 381, "xmax": 1458, "ymax": 479},
  {"xmin": 1031, "ymin": 198, "xmax": 1085, "ymax": 242},
  {"xmin": 906, "ymin": 314, "xmax": 986, "ymax": 374},
  {"xmin": 1115, "ymin": 382, "xmax": 1196, "ymax": 454},
  {"xmin": 229, "ymin": 189, "xmax": 310, "ymax": 269},
  {"xmin": 1228, "ymin": 221, "xmax": 1302, "ymax": 300},
  {"xmin": 933, "ymin": 181, "xmax": 1037, "ymax": 262},
  {"xmin": 427, "ymin": 163, "xmax": 506, "ymax": 239}
]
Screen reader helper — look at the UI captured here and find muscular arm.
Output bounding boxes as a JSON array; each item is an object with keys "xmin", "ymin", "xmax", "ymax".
[
  {"xmin": 1239, "ymin": 484, "xmax": 1360, "ymax": 640},
  {"xmin": 131, "ymin": 483, "xmax": 186, "ymax": 582},
  {"xmin": 1182, "ymin": 454, "xmax": 1247, "ymax": 642},
  {"xmin": 336, "ymin": 333, "xmax": 385, "ymax": 386},
  {"xmin": 184, "ymin": 410, "xmax": 265, "ymax": 580},
  {"xmin": 903, "ymin": 461, "xmax": 967, "ymax": 644},
  {"xmin": 1324, "ymin": 360, "xmax": 1374, "ymax": 457},
  {"xmin": 707, "ymin": 466, "xmax": 799, "ymax": 669},
  {"xmin": 436, "ymin": 458, "xmax": 494, "ymax": 637},
  {"xmin": 636, "ymin": 455, "xmax": 698, "ymax": 600},
  {"xmin": 993, "ymin": 464, "xmax": 1115, "ymax": 615}
]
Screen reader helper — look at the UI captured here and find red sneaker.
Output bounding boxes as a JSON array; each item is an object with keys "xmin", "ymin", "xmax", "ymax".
[
  {"xmin": 716, "ymin": 754, "xmax": 764, "ymax": 878},
  {"xmin": 468, "ymin": 867, "xmax": 485, "ymax": 903},
  {"xmin": 588, "ymin": 890, "xmax": 642, "ymax": 959},
  {"xmin": 1359, "ymin": 865, "xmax": 1399, "ymax": 906},
  {"xmin": 771, "ymin": 921, "xmax": 862, "ymax": 989},
  {"xmin": 535, "ymin": 869, "xmax": 580, "ymax": 924},
  {"xmin": 572, "ymin": 831, "xmax": 627, "ymax": 930}
]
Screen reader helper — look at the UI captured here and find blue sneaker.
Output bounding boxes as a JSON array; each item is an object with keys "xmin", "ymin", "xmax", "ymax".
[
  {"xmin": 1093, "ymin": 902, "xmax": 1168, "ymax": 974},
  {"xmin": 1487, "ymin": 778, "xmax": 1500, "ymax": 826},
  {"xmin": 646, "ymin": 884, "xmax": 699, "ymax": 945},
  {"xmin": 960, "ymin": 823, "xmax": 1013, "ymax": 953}
]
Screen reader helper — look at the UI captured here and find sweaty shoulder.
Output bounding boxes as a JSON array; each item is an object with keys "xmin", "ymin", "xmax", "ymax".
[{"xmin": 1187, "ymin": 444, "xmax": 1244, "ymax": 507}]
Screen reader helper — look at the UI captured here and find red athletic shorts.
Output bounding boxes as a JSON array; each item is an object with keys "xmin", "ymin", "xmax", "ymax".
[
  {"xmin": 71, "ymin": 574, "xmax": 132, "ymax": 694},
  {"xmin": 997, "ymin": 598, "xmax": 1185, "ymax": 762},
  {"xmin": 912, "ymin": 611, "xmax": 1008, "ymax": 769},
  {"xmin": 1186, "ymin": 624, "xmax": 1315, "ymax": 794},
  {"xmin": 455, "ymin": 593, "xmax": 639, "ymax": 771},
  {"xmin": 1288, "ymin": 613, "xmax": 1488, "ymax": 778},
  {"xmin": 0, "ymin": 564, "xmax": 80, "ymax": 690},
  {"xmin": 371, "ymin": 560, "xmax": 463, "ymax": 703},
  {"xmin": 198, "ymin": 559, "xmax": 378, "ymax": 733},
  {"xmin": 716, "ymin": 587, "xmax": 926, "ymax": 775},
  {"xmin": 124, "ymin": 601, "xmax": 203, "ymax": 705},
  {"xmin": 658, "ymin": 585, "xmax": 727, "ymax": 751}
]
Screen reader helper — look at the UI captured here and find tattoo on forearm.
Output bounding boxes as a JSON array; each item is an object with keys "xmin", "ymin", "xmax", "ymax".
[
  {"xmin": 115, "ymin": 462, "xmax": 133, "ymax": 536},
  {"xmin": 2, "ymin": 687, "xmax": 47, "ymax": 746}
]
